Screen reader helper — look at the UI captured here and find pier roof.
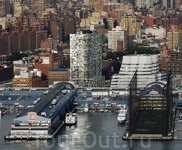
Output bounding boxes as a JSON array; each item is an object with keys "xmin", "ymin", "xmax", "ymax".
[{"xmin": 13, "ymin": 114, "xmax": 50, "ymax": 122}]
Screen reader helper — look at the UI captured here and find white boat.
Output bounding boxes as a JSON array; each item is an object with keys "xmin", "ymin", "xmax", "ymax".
[
  {"xmin": 179, "ymin": 113, "xmax": 182, "ymax": 123},
  {"xmin": 117, "ymin": 106, "xmax": 127, "ymax": 124},
  {"xmin": 99, "ymin": 108, "xmax": 104, "ymax": 113},
  {"xmin": 84, "ymin": 103, "xmax": 89, "ymax": 112},
  {"xmin": 65, "ymin": 113, "xmax": 77, "ymax": 125}
]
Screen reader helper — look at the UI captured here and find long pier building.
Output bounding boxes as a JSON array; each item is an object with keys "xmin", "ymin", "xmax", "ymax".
[{"xmin": 5, "ymin": 82, "xmax": 77, "ymax": 140}]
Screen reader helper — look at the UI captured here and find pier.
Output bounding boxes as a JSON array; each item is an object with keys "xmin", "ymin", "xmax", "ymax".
[
  {"xmin": 4, "ymin": 82, "xmax": 77, "ymax": 140},
  {"xmin": 123, "ymin": 72, "xmax": 174, "ymax": 140}
]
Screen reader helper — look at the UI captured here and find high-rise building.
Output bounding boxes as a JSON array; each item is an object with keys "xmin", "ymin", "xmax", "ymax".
[
  {"xmin": 167, "ymin": 31, "xmax": 182, "ymax": 50},
  {"xmin": 162, "ymin": 0, "xmax": 174, "ymax": 8},
  {"xmin": 111, "ymin": 55, "xmax": 166, "ymax": 90},
  {"xmin": 70, "ymin": 30, "xmax": 105, "ymax": 87},
  {"xmin": 0, "ymin": 0, "xmax": 10, "ymax": 17},
  {"xmin": 49, "ymin": 20, "xmax": 63, "ymax": 43},
  {"xmin": 0, "ymin": 63, "xmax": 14, "ymax": 84},
  {"xmin": 108, "ymin": 26, "xmax": 127, "ymax": 51},
  {"xmin": 167, "ymin": 50, "xmax": 182, "ymax": 75},
  {"xmin": 174, "ymin": 0, "xmax": 182, "ymax": 9},
  {"xmin": 62, "ymin": 14, "xmax": 75, "ymax": 41},
  {"xmin": 120, "ymin": 14, "xmax": 141, "ymax": 46},
  {"xmin": 135, "ymin": 0, "xmax": 154, "ymax": 8}
]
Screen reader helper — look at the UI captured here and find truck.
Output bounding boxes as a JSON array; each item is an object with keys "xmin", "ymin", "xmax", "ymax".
[
  {"xmin": 33, "ymin": 100, "xmax": 38, "ymax": 105},
  {"xmin": 41, "ymin": 112, "xmax": 46, "ymax": 116},
  {"xmin": 51, "ymin": 99, "xmax": 57, "ymax": 105},
  {"xmin": 44, "ymin": 90, "xmax": 49, "ymax": 95},
  {"xmin": 36, "ymin": 97, "xmax": 41, "ymax": 102}
]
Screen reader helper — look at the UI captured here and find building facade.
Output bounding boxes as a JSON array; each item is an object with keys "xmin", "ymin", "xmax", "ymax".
[
  {"xmin": 12, "ymin": 70, "xmax": 42, "ymax": 87},
  {"xmin": 167, "ymin": 50, "xmax": 182, "ymax": 75},
  {"xmin": 167, "ymin": 31, "xmax": 182, "ymax": 50},
  {"xmin": 0, "ymin": 0, "xmax": 10, "ymax": 17},
  {"xmin": 135, "ymin": 0, "xmax": 154, "ymax": 8},
  {"xmin": 111, "ymin": 55, "xmax": 166, "ymax": 90},
  {"xmin": 70, "ymin": 30, "xmax": 105, "ymax": 87},
  {"xmin": 0, "ymin": 14, "xmax": 14, "ymax": 29},
  {"xmin": 34, "ymin": 53, "xmax": 62, "ymax": 80},
  {"xmin": 108, "ymin": 26, "xmax": 127, "ymax": 51},
  {"xmin": 0, "ymin": 63, "xmax": 14, "ymax": 84},
  {"xmin": 48, "ymin": 68, "xmax": 69, "ymax": 86},
  {"xmin": 120, "ymin": 14, "xmax": 141, "ymax": 46},
  {"xmin": 174, "ymin": 0, "xmax": 182, "ymax": 9}
]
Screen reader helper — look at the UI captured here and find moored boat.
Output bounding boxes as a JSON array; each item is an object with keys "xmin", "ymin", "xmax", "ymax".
[
  {"xmin": 117, "ymin": 105, "xmax": 127, "ymax": 124},
  {"xmin": 179, "ymin": 113, "xmax": 182, "ymax": 123},
  {"xmin": 83, "ymin": 103, "xmax": 89, "ymax": 112},
  {"xmin": 65, "ymin": 113, "xmax": 77, "ymax": 125}
]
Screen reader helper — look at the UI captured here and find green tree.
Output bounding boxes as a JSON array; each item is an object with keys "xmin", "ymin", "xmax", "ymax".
[
  {"xmin": 6, "ymin": 52, "xmax": 28, "ymax": 62},
  {"xmin": 126, "ymin": 44, "xmax": 160, "ymax": 55}
]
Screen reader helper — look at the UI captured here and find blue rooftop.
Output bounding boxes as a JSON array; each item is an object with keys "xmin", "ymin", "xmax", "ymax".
[{"xmin": 49, "ymin": 68, "xmax": 67, "ymax": 72}]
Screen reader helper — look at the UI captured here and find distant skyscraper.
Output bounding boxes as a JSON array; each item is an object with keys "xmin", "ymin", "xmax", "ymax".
[{"xmin": 70, "ymin": 30, "xmax": 105, "ymax": 87}]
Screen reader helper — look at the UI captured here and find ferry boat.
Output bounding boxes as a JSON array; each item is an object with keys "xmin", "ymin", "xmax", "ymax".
[
  {"xmin": 117, "ymin": 105, "xmax": 127, "ymax": 124},
  {"xmin": 65, "ymin": 113, "xmax": 77, "ymax": 125}
]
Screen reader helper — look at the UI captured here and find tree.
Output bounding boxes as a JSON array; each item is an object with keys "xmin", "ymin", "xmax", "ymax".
[
  {"xmin": 125, "ymin": 44, "xmax": 160, "ymax": 55},
  {"xmin": 6, "ymin": 52, "xmax": 28, "ymax": 62}
]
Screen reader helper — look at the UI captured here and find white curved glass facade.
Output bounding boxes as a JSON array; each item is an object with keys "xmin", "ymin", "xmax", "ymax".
[{"xmin": 111, "ymin": 54, "xmax": 166, "ymax": 90}]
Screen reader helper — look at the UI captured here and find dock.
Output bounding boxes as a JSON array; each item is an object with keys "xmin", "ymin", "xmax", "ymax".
[
  {"xmin": 5, "ymin": 121, "xmax": 64, "ymax": 140},
  {"xmin": 4, "ymin": 82, "xmax": 77, "ymax": 140}
]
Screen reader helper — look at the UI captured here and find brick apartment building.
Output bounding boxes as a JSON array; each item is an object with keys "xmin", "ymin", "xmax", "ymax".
[
  {"xmin": 34, "ymin": 53, "xmax": 62, "ymax": 80},
  {"xmin": 0, "ymin": 21, "xmax": 47, "ymax": 55},
  {"xmin": 12, "ymin": 76, "xmax": 42, "ymax": 87}
]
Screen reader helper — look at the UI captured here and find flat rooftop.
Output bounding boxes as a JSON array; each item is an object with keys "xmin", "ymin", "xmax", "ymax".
[{"xmin": 0, "ymin": 90, "xmax": 42, "ymax": 106}]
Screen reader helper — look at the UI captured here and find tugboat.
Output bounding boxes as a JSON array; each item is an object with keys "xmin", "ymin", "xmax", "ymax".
[
  {"xmin": 65, "ymin": 113, "xmax": 77, "ymax": 125},
  {"xmin": 117, "ymin": 105, "xmax": 127, "ymax": 124}
]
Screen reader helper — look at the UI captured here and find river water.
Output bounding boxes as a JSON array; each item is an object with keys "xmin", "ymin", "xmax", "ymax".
[{"xmin": 0, "ymin": 112, "xmax": 182, "ymax": 150}]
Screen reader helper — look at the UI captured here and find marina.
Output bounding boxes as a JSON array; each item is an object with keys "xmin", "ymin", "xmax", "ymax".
[
  {"xmin": 0, "ymin": 78, "xmax": 182, "ymax": 141},
  {"xmin": 1, "ymin": 112, "xmax": 182, "ymax": 150}
]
